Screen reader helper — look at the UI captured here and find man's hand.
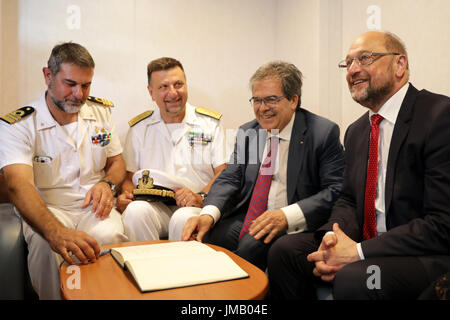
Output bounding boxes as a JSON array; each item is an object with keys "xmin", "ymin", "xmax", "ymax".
[
  {"xmin": 116, "ymin": 190, "xmax": 134, "ymax": 213},
  {"xmin": 46, "ymin": 225, "xmax": 100, "ymax": 265},
  {"xmin": 181, "ymin": 215, "xmax": 214, "ymax": 242},
  {"xmin": 175, "ymin": 187, "xmax": 203, "ymax": 208},
  {"xmin": 248, "ymin": 209, "xmax": 287, "ymax": 244},
  {"xmin": 307, "ymin": 223, "xmax": 359, "ymax": 282},
  {"xmin": 81, "ymin": 181, "xmax": 115, "ymax": 219}
]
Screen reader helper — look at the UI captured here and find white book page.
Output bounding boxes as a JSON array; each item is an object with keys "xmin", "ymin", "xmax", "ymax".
[
  {"xmin": 112, "ymin": 241, "xmax": 215, "ymax": 265},
  {"xmin": 126, "ymin": 251, "xmax": 249, "ymax": 292}
]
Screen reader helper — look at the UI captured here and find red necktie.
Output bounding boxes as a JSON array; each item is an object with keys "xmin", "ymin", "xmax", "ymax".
[
  {"xmin": 363, "ymin": 114, "xmax": 384, "ymax": 240},
  {"xmin": 239, "ymin": 137, "xmax": 279, "ymax": 241}
]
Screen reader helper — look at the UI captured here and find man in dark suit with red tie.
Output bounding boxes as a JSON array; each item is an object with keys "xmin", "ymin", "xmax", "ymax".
[
  {"xmin": 180, "ymin": 61, "xmax": 345, "ymax": 270},
  {"xmin": 268, "ymin": 31, "xmax": 450, "ymax": 299}
]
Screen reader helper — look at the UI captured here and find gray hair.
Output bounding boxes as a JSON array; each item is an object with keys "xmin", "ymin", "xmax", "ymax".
[
  {"xmin": 47, "ymin": 42, "xmax": 95, "ymax": 76},
  {"xmin": 250, "ymin": 61, "xmax": 303, "ymax": 108}
]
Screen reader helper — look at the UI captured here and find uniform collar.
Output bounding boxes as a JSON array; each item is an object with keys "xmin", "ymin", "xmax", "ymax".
[
  {"xmin": 146, "ymin": 102, "xmax": 195, "ymax": 126},
  {"xmin": 35, "ymin": 91, "xmax": 94, "ymax": 130},
  {"xmin": 35, "ymin": 92, "xmax": 57, "ymax": 130},
  {"xmin": 183, "ymin": 103, "xmax": 197, "ymax": 125}
]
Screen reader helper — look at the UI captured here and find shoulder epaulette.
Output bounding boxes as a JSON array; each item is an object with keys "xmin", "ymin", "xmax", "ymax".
[
  {"xmin": 0, "ymin": 106, "xmax": 35, "ymax": 125},
  {"xmin": 195, "ymin": 107, "xmax": 222, "ymax": 120},
  {"xmin": 128, "ymin": 110, "xmax": 154, "ymax": 127},
  {"xmin": 87, "ymin": 96, "xmax": 114, "ymax": 107}
]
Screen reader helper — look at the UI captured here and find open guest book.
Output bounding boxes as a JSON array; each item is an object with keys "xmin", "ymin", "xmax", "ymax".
[{"xmin": 110, "ymin": 241, "xmax": 249, "ymax": 292}]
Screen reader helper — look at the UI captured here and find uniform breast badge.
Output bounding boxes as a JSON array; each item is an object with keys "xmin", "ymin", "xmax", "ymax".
[
  {"xmin": 132, "ymin": 170, "xmax": 176, "ymax": 205},
  {"xmin": 187, "ymin": 131, "xmax": 212, "ymax": 147},
  {"xmin": 91, "ymin": 126, "xmax": 111, "ymax": 147}
]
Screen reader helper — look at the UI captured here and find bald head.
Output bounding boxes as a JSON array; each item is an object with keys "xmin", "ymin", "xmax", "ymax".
[
  {"xmin": 345, "ymin": 31, "xmax": 410, "ymax": 111},
  {"xmin": 354, "ymin": 31, "xmax": 408, "ymax": 69}
]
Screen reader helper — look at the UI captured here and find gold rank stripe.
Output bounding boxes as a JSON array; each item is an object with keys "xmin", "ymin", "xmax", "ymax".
[
  {"xmin": 132, "ymin": 188, "xmax": 175, "ymax": 199},
  {"xmin": 87, "ymin": 96, "xmax": 114, "ymax": 107},
  {"xmin": 128, "ymin": 110, "xmax": 154, "ymax": 127},
  {"xmin": 0, "ymin": 106, "xmax": 35, "ymax": 124},
  {"xmin": 195, "ymin": 107, "xmax": 222, "ymax": 120}
]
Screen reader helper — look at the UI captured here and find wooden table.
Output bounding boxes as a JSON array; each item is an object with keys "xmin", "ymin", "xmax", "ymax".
[{"xmin": 60, "ymin": 240, "xmax": 268, "ymax": 300}]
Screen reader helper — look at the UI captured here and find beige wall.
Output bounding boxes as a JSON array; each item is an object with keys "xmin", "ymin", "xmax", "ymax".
[
  {"xmin": 340, "ymin": 0, "xmax": 450, "ymax": 131},
  {"xmin": 1, "ymin": 0, "xmax": 449, "ymax": 143}
]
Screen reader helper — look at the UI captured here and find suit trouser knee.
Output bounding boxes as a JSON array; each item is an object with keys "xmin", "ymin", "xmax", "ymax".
[
  {"xmin": 203, "ymin": 216, "xmax": 243, "ymax": 251},
  {"xmin": 333, "ymin": 257, "xmax": 430, "ymax": 300},
  {"xmin": 267, "ymin": 232, "xmax": 319, "ymax": 300},
  {"xmin": 235, "ymin": 234, "xmax": 271, "ymax": 271}
]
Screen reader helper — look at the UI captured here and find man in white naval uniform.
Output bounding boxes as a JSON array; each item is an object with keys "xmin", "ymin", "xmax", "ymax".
[
  {"xmin": 118, "ymin": 57, "xmax": 228, "ymax": 241},
  {"xmin": 0, "ymin": 43, "xmax": 127, "ymax": 299}
]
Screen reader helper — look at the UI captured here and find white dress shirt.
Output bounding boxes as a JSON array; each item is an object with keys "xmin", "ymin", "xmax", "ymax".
[{"xmin": 356, "ymin": 83, "xmax": 409, "ymax": 259}]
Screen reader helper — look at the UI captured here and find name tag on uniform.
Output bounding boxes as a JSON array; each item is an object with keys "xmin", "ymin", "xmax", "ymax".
[
  {"xmin": 34, "ymin": 156, "xmax": 52, "ymax": 163},
  {"xmin": 187, "ymin": 131, "xmax": 212, "ymax": 147},
  {"xmin": 91, "ymin": 126, "xmax": 111, "ymax": 147}
]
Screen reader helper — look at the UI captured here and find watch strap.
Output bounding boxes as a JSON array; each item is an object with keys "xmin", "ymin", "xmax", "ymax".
[
  {"xmin": 100, "ymin": 179, "xmax": 116, "ymax": 193},
  {"xmin": 197, "ymin": 192, "xmax": 207, "ymax": 201}
]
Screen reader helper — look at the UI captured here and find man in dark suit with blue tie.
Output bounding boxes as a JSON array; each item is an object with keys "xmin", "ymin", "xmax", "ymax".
[
  {"xmin": 268, "ymin": 31, "xmax": 450, "ymax": 299},
  {"xmin": 180, "ymin": 61, "xmax": 345, "ymax": 270}
]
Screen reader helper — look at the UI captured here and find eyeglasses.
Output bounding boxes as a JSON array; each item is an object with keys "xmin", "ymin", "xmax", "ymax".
[
  {"xmin": 338, "ymin": 51, "xmax": 400, "ymax": 69},
  {"xmin": 249, "ymin": 95, "xmax": 286, "ymax": 108}
]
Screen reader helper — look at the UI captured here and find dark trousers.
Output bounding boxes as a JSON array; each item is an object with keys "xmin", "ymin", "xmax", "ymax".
[
  {"xmin": 203, "ymin": 215, "xmax": 278, "ymax": 271},
  {"xmin": 267, "ymin": 232, "xmax": 322, "ymax": 299},
  {"xmin": 267, "ymin": 232, "xmax": 443, "ymax": 300}
]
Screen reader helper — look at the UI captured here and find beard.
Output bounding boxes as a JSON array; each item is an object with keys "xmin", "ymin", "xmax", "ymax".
[
  {"xmin": 350, "ymin": 63, "xmax": 395, "ymax": 108},
  {"xmin": 164, "ymin": 97, "xmax": 185, "ymax": 114},
  {"xmin": 48, "ymin": 83, "xmax": 84, "ymax": 114},
  {"xmin": 350, "ymin": 77, "xmax": 395, "ymax": 108}
]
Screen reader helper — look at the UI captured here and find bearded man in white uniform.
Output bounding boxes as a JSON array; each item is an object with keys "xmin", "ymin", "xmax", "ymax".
[
  {"xmin": 118, "ymin": 57, "xmax": 228, "ymax": 241},
  {"xmin": 0, "ymin": 42, "xmax": 128, "ymax": 299}
]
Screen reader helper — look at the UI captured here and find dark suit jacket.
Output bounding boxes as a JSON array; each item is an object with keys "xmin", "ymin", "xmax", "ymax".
[
  {"xmin": 317, "ymin": 84, "xmax": 450, "ymax": 277},
  {"xmin": 205, "ymin": 108, "xmax": 345, "ymax": 232}
]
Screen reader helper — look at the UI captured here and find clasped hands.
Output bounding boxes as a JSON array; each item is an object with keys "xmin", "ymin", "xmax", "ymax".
[{"xmin": 307, "ymin": 223, "xmax": 360, "ymax": 282}]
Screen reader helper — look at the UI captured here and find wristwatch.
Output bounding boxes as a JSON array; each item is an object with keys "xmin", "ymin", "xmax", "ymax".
[
  {"xmin": 100, "ymin": 179, "xmax": 116, "ymax": 194},
  {"xmin": 197, "ymin": 192, "xmax": 207, "ymax": 201}
]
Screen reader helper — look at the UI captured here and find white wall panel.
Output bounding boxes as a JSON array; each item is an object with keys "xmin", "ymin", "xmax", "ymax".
[{"xmin": 1, "ymin": 0, "xmax": 449, "ymax": 142}]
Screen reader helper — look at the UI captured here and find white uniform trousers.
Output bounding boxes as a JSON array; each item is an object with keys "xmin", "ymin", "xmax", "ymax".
[
  {"xmin": 122, "ymin": 200, "xmax": 179, "ymax": 241},
  {"xmin": 20, "ymin": 206, "xmax": 127, "ymax": 300},
  {"xmin": 168, "ymin": 206, "xmax": 202, "ymax": 240}
]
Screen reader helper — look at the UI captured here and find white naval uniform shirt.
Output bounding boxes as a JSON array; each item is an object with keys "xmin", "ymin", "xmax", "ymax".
[
  {"xmin": 0, "ymin": 92, "xmax": 123, "ymax": 211},
  {"xmin": 123, "ymin": 103, "xmax": 228, "ymax": 192}
]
